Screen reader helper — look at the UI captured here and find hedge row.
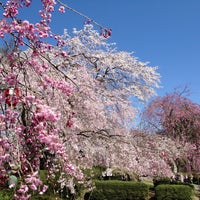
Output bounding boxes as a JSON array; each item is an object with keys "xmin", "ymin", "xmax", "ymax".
[
  {"xmin": 85, "ymin": 180, "xmax": 149, "ymax": 200},
  {"xmin": 155, "ymin": 184, "xmax": 194, "ymax": 200},
  {"xmin": 0, "ymin": 179, "xmax": 195, "ymax": 200}
]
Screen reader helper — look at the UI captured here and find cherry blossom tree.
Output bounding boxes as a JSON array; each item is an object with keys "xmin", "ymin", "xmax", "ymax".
[
  {"xmin": 141, "ymin": 89, "xmax": 200, "ymax": 174},
  {"xmin": 50, "ymin": 24, "xmax": 160, "ymax": 138},
  {"xmin": 0, "ymin": 0, "xmax": 160, "ymax": 199},
  {"xmin": 76, "ymin": 128, "xmax": 193, "ymax": 179}
]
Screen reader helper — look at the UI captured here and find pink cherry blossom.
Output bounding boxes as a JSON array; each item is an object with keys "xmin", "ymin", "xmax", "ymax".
[{"xmin": 58, "ymin": 6, "xmax": 65, "ymax": 13}]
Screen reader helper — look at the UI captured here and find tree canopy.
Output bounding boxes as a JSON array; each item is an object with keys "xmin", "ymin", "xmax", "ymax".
[{"xmin": 142, "ymin": 89, "xmax": 200, "ymax": 173}]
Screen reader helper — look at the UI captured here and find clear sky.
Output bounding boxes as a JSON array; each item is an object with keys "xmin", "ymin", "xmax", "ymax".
[
  {"xmin": 55, "ymin": 0, "xmax": 200, "ymax": 104},
  {"xmin": 2, "ymin": 0, "xmax": 200, "ymax": 104}
]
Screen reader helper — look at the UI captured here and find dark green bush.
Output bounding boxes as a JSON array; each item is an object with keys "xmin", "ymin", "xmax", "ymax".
[
  {"xmin": 155, "ymin": 184, "xmax": 194, "ymax": 200},
  {"xmin": 85, "ymin": 180, "xmax": 149, "ymax": 200},
  {"xmin": 31, "ymin": 194, "xmax": 63, "ymax": 200},
  {"xmin": 108, "ymin": 169, "xmax": 123, "ymax": 180},
  {"xmin": 0, "ymin": 189, "xmax": 15, "ymax": 200},
  {"xmin": 171, "ymin": 181, "xmax": 194, "ymax": 189},
  {"xmin": 193, "ymin": 174, "xmax": 200, "ymax": 184},
  {"xmin": 153, "ymin": 175, "xmax": 194, "ymax": 190},
  {"xmin": 153, "ymin": 176, "xmax": 171, "ymax": 187},
  {"xmin": 109, "ymin": 169, "xmax": 137, "ymax": 181}
]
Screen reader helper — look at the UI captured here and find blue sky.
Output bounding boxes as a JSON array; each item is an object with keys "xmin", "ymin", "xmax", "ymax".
[
  {"xmin": 55, "ymin": 0, "xmax": 200, "ymax": 104},
  {"xmin": 2, "ymin": 0, "xmax": 200, "ymax": 104}
]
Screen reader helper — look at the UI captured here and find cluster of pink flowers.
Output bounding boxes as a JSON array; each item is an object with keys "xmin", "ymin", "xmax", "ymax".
[
  {"xmin": 3, "ymin": 72, "xmax": 18, "ymax": 86},
  {"xmin": 43, "ymin": 74, "xmax": 73, "ymax": 96},
  {"xmin": 25, "ymin": 171, "xmax": 44, "ymax": 191},
  {"xmin": 66, "ymin": 114, "xmax": 74, "ymax": 127},
  {"xmin": 5, "ymin": 109, "xmax": 19, "ymax": 124},
  {"xmin": 0, "ymin": 0, "xmax": 58, "ymax": 43},
  {"xmin": 0, "ymin": 114, "xmax": 6, "ymax": 131},
  {"xmin": 38, "ymin": 131, "xmax": 65, "ymax": 155},
  {"xmin": 41, "ymin": 0, "xmax": 56, "ymax": 12},
  {"xmin": 54, "ymin": 80, "xmax": 73, "ymax": 96},
  {"xmin": 14, "ymin": 185, "xmax": 31, "ymax": 200},
  {"xmin": 24, "ymin": 0, "xmax": 31, "ymax": 7},
  {"xmin": 34, "ymin": 104, "xmax": 60, "ymax": 123},
  {"xmin": 0, "ymin": 19, "xmax": 10, "ymax": 37},
  {"xmin": 3, "ymin": 1, "xmax": 19, "ymax": 18},
  {"xmin": 14, "ymin": 172, "xmax": 48, "ymax": 199},
  {"xmin": 58, "ymin": 6, "xmax": 65, "ymax": 13}
]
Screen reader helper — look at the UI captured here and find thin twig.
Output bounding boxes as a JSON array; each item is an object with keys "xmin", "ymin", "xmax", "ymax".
[{"xmin": 56, "ymin": 0, "xmax": 106, "ymax": 29}]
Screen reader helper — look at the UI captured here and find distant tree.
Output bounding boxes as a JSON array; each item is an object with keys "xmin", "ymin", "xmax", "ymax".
[{"xmin": 141, "ymin": 88, "xmax": 200, "ymax": 173}]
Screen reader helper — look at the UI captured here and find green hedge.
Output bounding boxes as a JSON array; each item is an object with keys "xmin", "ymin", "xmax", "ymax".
[
  {"xmin": 0, "ymin": 189, "xmax": 14, "ymax": 200},
  {"xmin": 153, "ymin": 177, "xmax": 171, "ymax": 187},
  {"xmin": 85, "ymin": 180, "xmax": 149, "ymax": 200},
  {"xmin": 155, "ymin": 184, "xmax": 194, "ymax": 200}
]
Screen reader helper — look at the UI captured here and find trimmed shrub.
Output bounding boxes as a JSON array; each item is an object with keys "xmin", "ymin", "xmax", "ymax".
[
  {"xmin": 155, "ymin": 184, "xmax": 194, "ymax": 200},
  {"xmin": 109, "ymin": 169, "xmax": 139, "ymax": 181},
  {"xmin": 153, "ymin": 176, "xmax": 171, "ymax": 187},
  {"xmin": 171, "ymin": 181, "xmax": 194, "ymax": 189},
  {"xmin": 85, "ymin": 180, "xmax": 149, "ymax": 200}
]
